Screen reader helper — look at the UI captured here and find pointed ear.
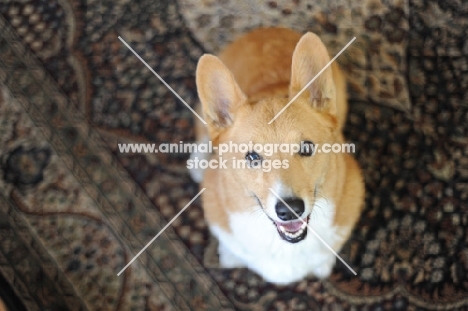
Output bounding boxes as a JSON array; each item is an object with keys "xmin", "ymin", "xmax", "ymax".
[
  {"xmin": 196, "ymin": 54, "xmax": 246, "ymax": 129},
  {"xmin": 289, "ymin": 33, "xmax": 336, "ymax": 116}
]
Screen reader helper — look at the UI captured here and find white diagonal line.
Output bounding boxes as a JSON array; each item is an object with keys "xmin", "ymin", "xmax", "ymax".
[
  {"xmin": 268, "ymin": 37, "xmax": 356, "ymax": 124},
  {"xmin": 268, "ymin": 188, "xmax": 357, "ymax": 275},
  {"xmin": 117, "ymin": 188, "xmax": 206, "ymax": 276},
  {"xmin": 118, "ymin": 36, "xmax": 207, "ymax": 125}
]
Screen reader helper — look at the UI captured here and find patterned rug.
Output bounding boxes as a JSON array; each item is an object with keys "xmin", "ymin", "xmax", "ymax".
[{"xmin": 0, "ymin": 0, "xmax": 467, "ymax": 310}]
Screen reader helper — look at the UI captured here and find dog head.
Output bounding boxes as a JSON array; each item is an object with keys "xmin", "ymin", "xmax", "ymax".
[{"xmin": 196, "ymin": 32, "xmax": 341, "ymax": 243}]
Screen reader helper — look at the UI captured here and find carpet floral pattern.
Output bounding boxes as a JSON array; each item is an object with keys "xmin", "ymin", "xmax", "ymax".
[{"xmin": 0, "ymin": 0, "xmax": 467, "ymax": 310}]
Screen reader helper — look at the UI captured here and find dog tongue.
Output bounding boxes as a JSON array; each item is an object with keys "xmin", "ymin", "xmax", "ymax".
[{"xmin": 277, "ymin": 220, "xmax": 303, "ymax": 232}]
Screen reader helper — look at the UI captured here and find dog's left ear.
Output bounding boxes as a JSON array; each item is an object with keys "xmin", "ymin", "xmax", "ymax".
[
  {"xmin": 289, "ymin": 33, "xmax": 336, "ymax": 116},
  {"xmin": 196, "ymin": 54, "xmax": 247, "ymax": 129}
]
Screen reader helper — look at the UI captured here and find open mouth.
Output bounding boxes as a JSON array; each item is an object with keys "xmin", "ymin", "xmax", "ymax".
[{"xmin": 274, "ymin": 216, "xmax": 310, "ymax": 243}]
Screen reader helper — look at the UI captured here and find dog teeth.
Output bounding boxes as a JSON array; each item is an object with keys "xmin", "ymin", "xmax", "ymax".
[{"xmin": 281, "ymin": 222, "xmax": 307, "ymax": 239}]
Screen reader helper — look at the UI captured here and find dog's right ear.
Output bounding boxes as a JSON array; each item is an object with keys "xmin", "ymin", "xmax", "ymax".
[{"xmin": 196, "ymin": 54, "xmax": 246, "ymax": 130}]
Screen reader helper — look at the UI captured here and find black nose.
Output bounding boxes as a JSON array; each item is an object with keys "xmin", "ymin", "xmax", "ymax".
[{"xmin": 275, "ymin": 197, "xmax": 305, "ymax": 221}]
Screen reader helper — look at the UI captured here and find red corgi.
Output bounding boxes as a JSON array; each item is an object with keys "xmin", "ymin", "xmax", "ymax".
[{"xmin": 190, "ymin": 28, "xmax": 364, "ymax": 284}]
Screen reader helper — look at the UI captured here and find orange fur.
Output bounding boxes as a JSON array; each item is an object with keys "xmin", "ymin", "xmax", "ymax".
[{"xmin": 192, "ymin": 27, "xmax": 364, "ymax": 283}]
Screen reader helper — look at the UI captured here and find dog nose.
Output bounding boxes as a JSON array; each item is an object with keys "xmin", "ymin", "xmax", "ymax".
[{"xmin": 275, "ymin": 198, "xmax": 305, "ymax": 221}]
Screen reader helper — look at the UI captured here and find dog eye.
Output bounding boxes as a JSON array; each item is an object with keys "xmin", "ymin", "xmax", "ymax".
[
  {"xmin": 299, "ymin": 140, "xmax": 315, "ymax": 156},
  {"xmin": 245, "ymin": 151, "xmax": 262, "ymax": 167}
]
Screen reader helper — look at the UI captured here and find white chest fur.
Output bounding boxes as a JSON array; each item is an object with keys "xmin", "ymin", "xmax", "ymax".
[{"xmin": 210, "ymin": 198, "xmax": 346, "ymax": 284}]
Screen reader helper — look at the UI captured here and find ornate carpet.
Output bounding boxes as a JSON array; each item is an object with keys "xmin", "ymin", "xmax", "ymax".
[{"xmin": 0, "ymin": 0, "xmax": 467, "ymax": 310}]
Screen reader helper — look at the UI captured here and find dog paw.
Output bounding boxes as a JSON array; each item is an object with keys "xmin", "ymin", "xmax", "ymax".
[
  {"xmin": 219, "ymin": 254, "xmax": 245, "ymax": 268},
  {"xmin": 310, "ymin": 255, "xmax": 336, "ymax": 279},
  {"xmin": 218, "ymin": 244, "xmax": 245, "ymax": 268},
  {"xmin": 311, "ymin": 263, "xmax": 333, "ymax": 279}
]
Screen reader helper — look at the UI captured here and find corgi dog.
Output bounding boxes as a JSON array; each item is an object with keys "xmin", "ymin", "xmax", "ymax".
[{"xmin": 190, "ymin": 28, "xmax": 364, "ymax": 285}]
